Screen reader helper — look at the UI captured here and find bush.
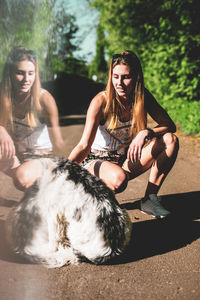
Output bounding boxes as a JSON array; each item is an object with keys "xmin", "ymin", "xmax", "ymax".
[{"xmin": 159, "ymin": 98, "xmax": 200, "ymax": 136}]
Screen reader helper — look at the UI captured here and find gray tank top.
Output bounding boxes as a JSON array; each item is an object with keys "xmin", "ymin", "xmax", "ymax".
[
  {"xmin": 91, "ymin": 119, "xmax": 132, "ymax": 154},
  {"xmin": 13, "ymin": 115, "xmax": 52, "ymax": 153}
]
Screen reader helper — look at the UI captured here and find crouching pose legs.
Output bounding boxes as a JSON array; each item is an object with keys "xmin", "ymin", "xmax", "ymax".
[{"xmin": 68, "ymin": 51, "xmax": 179, "ymax": 218}]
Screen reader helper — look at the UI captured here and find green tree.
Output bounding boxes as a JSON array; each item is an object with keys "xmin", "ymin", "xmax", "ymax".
[
  {"xmin": 0, "ymin": 0, "xmax": 55, "ymax": 80},
  {"xmin": 89, "ymin": 22, "xmax": 107, "ymax": 82},
  {"xmin": 0, "ymin": 0, "xmax": 87, "ymax": 81},
  {"xmin": 46, "ymin": 5, "xmax": 88, "ymax": 78},
  {"xmin": 91, "ymin": 0, "xmax": 200, "ymax": 134}
]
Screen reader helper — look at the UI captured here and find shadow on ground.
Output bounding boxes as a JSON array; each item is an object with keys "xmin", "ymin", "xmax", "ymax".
[
  {"xmin": 0, "ymin": 191, "xmax": 199, "ymax": 266},
  {"xmin": 120, "ymin": 191, "xmax": 200, "ymax": 220},
  {"xmin": 0, "ymin": 196, "xmax": 28, "ymax": 264},
  {"xmin": 0, "ymin": 220, "xmax": 29, "ymax": 265},
  {"xmin": 119, "ymin": 191, "xmax": 200, "ymax": 264}
]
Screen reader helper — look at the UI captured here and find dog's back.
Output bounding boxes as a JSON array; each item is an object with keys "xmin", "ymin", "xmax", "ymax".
[{"xmin": 6, "ymin": 158, "xmax": 132, "ymax": 267}]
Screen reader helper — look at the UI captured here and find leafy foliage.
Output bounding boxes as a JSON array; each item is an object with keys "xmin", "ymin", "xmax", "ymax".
[
  {"xmin": 91, "ymin": 0, "xmax": 200, "ymax": 135},
  {"xmin": 45, "ymin": 4, "xmax": 84, "ymax": 79},
  {"xmin": 89, "ymin": 22, "xmax": 108, "ymax": 82},
  {"xmin": 0, "ymin": 0, "xmax": 55, "ymax": 79},
  {"xmin": 0, "ymin": 0, "xmax": 88, "ymax": 81}
]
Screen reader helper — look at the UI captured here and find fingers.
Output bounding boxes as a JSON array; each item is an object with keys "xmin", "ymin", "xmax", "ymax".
[
  {"xmin": 0, "ymin": 128, "xmax": 16, "ymax": 160},
  {"xmin": 0, "ymin": 141, "xmax": 15, "ymax": 159},
  {"xmin": 135, "ymin": 146, "xmax": 142, "ymax": 162},
  {"xmin": 127, "ymin": 144, "xmax": 142, "ymax": 162},
  {"xmin": 127, "ymin": 130, "xmax": 149, "ymax": 162}
]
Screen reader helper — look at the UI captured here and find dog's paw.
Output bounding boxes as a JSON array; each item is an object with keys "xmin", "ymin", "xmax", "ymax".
[{"xmin": 45, "ymin": 247, "xmax": 79, "ymax": 268}]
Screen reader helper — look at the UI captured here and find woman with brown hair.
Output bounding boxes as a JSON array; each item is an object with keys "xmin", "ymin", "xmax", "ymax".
[
  {"xmin": 0, "ymin": 46, "xmax": 64, "ymax": 189},
  {"xmin": 68, "ymin": 50, "xmax": 179, "ymax": 218}
]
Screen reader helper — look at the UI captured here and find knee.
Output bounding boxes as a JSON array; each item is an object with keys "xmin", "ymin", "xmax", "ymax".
[
  {"xmin": 14, "ymin": 167, "xmax": 33, "ymax": 190},
  {"xmin": 162, "ymin": 132, "xmax": 179, "ymax": 151},
  {"xmin": 110, "ymin": 170, "xmax": 128, "ymax": 194},
  {"xmin": 14, "ymin": 161, "xmax": 42, "ymax": 190},
  {"xmin": 0, "ymin": 156, "xmax": 20, "ymax": 172}
]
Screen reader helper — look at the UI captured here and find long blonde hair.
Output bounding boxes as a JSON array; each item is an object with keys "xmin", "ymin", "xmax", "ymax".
[
  {"xmin": 105, "ymin": 50, "xmax": 147, "ymax": 136},
  {"xmin": 0, "ymin": 46, "xmax": 41, "ymax": 134}
]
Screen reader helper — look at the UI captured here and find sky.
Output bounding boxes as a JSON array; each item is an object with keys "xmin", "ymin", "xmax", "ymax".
[
  {"xmin": 56, "ymin": 0, "xmax": 99, "ymax": 63},
  {"xmin": 5, "ymin": 0, "xmax": 98, "ymax": 63}
]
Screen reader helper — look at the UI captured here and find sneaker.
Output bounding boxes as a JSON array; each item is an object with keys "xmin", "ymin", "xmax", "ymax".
[{"xmin": 140, "ymin": 194, "xmax": 170, "ymax": 218}]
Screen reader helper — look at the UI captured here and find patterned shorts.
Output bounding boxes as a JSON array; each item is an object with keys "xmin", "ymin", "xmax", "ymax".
[{"xmin": 82, "ymin": 149, "xmax": 127, "ymax": 169}]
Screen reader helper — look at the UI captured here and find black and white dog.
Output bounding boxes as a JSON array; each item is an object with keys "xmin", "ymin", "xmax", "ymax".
[{"xmin": 6, "ymin": 158, "xmax": 132, "ymax": 268}]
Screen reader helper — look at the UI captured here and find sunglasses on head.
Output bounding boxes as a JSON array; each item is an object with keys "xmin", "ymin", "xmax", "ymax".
[
  {"xmin": 8, "ymin": 48, "xmax": 37, "ymax": 64},
  {"xmin": 20, "ymin": 49, "xmax": 37, "ymax": 60},
  {"xmin": 27, "ymin": 50, "xmax": 37, "ymax": 58},
  {"xmin": 112, "ymin": 53, "xmax": 134, "ymax": 64}
]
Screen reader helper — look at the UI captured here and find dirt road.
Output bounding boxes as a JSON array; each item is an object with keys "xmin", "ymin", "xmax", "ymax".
[{"xmin": 0, "ymin": 115, "xmax": 200, "ymax": 300}]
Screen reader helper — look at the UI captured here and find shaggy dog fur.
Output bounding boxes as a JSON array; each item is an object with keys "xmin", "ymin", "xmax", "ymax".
[{"xmin": 6, "ymin": 158, "xmax": 132, "ymax": 268}]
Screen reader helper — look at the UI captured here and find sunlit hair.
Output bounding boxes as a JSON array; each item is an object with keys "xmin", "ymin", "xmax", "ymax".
[
  {"xmin": 105, "ymin": 50, "xmax": 147, "ymax": 135},
  {"xmin": 0, "ymin": 46, "xmax": 41, "ymax": 133}
]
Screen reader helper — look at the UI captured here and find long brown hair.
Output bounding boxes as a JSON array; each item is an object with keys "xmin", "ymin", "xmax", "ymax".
[
  {"xmin": 105, "ymin": 50, "xmax": 147, "ymax": 135},
  {"xmin": 0, "ymin": 46, "xmax": 41, "ymax": 133}
]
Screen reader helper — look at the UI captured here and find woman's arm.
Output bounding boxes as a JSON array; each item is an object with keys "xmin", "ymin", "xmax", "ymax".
[
  {"xmin": 127, "ymin": 89, "xmax": 176, "ymax": 162},
  {"xmin": 68, "ymin": 92, "xmax": 105, "ymax": 164},
  {"xmin": 39, "ymin": 89, "xmax": 65, "ymax": 155},
  {"xmin": 144, "ymin": 88, "xmax": 176, "ymax": 135},
  {"xmin": 0, "ymin": 126, "xmax": 16, "ymax": 159}
]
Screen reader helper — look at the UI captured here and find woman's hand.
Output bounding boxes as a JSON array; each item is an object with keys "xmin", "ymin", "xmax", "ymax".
[
  {"xmin": 0, "ymin": 126, "xmax": 16, "ymax": 159},
  {"xmin": 39, "ymin": 90, "xmax": 65, "ymax": 156},
  {"xmin": 127, "ymin": 129, "xmax": 149, "ymax": 162}
]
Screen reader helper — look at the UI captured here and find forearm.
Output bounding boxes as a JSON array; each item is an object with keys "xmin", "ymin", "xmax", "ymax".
[
  {"xmin": 0, "ymin": 125, "xmax": 9, "ymax": 135},
  {"xmin": 68, "ymin": 143, "xmax": 91, "ymax": 164},
  {"xmin": 52, "ymin": 140, "xmax": 65, "ymax": 156},
  {"xmin": 135, "ymin": 124, "xmax": 176, "ymax": 147},
  {"xmin": 47, "ymin": 126, "xmax": 65, "ymax": 155},
  {"xmin": 0, "ymin": 126, "xmax": 16, "ymax": 158},
  {"xmin": 144, "ymin": 88, "xmax": 177, "ymax": 135},
  {"xmin": 149, "ymin": 123, "xmax": 176, "ymax": 137}
]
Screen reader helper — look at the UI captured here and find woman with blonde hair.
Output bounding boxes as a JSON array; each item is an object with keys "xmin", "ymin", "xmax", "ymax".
[
  {"xmin": 68, "ymin": 50, "xmax": 179, "ymax": 218},
  {"xmin": 0, "ymin": 46, "xmax": 64, "ymax": 189}
]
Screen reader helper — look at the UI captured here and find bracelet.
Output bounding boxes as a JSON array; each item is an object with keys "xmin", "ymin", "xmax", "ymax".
[{"xmin": 145, "ymin": 128, "xmax": 155, "ymax": 141}]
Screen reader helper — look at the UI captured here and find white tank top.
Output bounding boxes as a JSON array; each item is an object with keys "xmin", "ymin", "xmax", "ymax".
[
  {"xmin": 13, "ymin": 115, "xmax": 52, "ymax": 153},
  {"xmin": 91, "ymin": 119, "xmax": 132, "ymax": 154}
]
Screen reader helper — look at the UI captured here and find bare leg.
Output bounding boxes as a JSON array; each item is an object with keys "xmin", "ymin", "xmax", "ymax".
[
  {"xmin": 3, "ymin": 158, "xmax": 43, "ymax": 191},
  {"xmin": 86, "ymin": 133, "xmax": 179, "ymax": 197},
  {"xmin": 13, "ymin": 160, "xmax": 44, "ymax": 190},
  {"xmin": 144, "ymin": 133, "xmax": 179, "ymax": 197},
  {"xmin": 87, "ymin": 160, "xmax": 128, "ymax": 193},
  {"xmin": 0, "ymin": 155, "xmax": 20, "ymax": 172},
  {"xmin": 123, "ymin": 132, "xmax": 179, "ymax": 217},
  {"xmin": 123, "ymin": 133, "xmax": 179, "ymax": 198},
  {"xmin": 84, "ymin": 133, "xmax": 179, "ymax": 218}
]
